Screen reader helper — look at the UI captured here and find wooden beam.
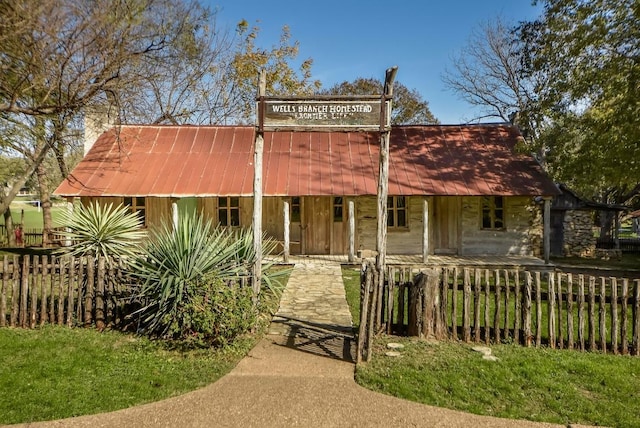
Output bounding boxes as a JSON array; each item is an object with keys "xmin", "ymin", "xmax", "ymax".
[
  {"xmin": 283, "ymin": 199, "xmax": 290, "ymax": 263},
  {"xmin": 375, "ymin": 66, "xmax": 397, "ymax": 288},
  {"xmin": 348, "ymin": 199, "xmax": 355, "ymax": 262},
  {"xmin": 422, "ymin": 197, "xmax": 429, "ymax": 263},
  {"xmin": 252, "ymin": 70, "xmax": 266, "ymax": 296},
  {"xmin": 543, "ymin": 197, "xmax": 551, "ymax": 264}
]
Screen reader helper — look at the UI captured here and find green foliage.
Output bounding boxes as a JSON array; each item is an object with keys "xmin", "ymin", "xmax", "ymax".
[
  {"xmin": 519, "ymin": 0, "xmax": 640, "ymax": 202},
  {"xmin": 56, "ymin": 202, "xmax": 145, "ymax": 259},
  {"xmin": 321, "ymin": 78, "xmax": 439, "ymax": 125},
  {"xmin": 173, "ymin": 277, "xmax": 257, "ymax": 348},
  {"xmin": 230, "ymin": 21, "xmax": 321, "ymax": 121},
  {"xmin": 130, "ymin": 212, "xmax": 282, "ymax": 346}
]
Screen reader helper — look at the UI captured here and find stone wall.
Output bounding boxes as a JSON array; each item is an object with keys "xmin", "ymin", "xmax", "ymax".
[{"xmin": 562, "ymin": 209, "xmax": 596, "ymax": 257}]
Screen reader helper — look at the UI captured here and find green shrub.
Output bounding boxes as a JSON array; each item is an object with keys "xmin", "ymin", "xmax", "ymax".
[
  {"xmin": 56, "ymin": 201, "xmax": 145, "ymax": 260},
  {"xmin": 130, "ymin": 212, "xmax": 281, "ymax": 347},
  {"xmin": 173, "ymin": 276, "xmax": 256, "ymax": 348}
]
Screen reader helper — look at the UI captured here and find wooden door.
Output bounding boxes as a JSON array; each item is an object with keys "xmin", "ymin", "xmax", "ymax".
[
  {"xmin": 303, "ymin": 196, "xmax": 331, "ymax": 254},
  {"xmin": 434, "ymin": 197, "xmax": 460, "ymax": 255},
  {"xmin": 331, "ymin": 197, "xmax": 346, "ymax": 254}
]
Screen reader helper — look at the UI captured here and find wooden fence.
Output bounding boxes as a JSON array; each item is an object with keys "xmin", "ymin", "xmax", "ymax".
[
  {"xmin": 0, "ymin": 255, "xmax": 130, "ymax": 330},
  {"xmin": 0, "ymin": 225, "xmax": 66, "ymax": 247},
  {"xmin": 358, "ymin": 262, "xmax": 640, "ymax": 362},
  {"xmin": 597, "ymin": 237, "xmax": 640, "ymax": 253}
]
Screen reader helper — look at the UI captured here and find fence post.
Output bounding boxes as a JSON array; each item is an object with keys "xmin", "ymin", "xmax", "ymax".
[
  {"xmin": 611, "ymin": 277, "xmax": 618, "ymax": 355},
  {"xmin": 524, "ymin": 271, "xmax": 532, "ymax": 347},
  {"xmin": 463, "ymin": 268, "xmax": 471, "ymax": 342},
  {"xmin": 20, "ymin": 255, "xmax": 29, "ymax": 328},
  {"xmin": 599, "ymin": 277, "xmax": 607, "ymax": 353},
  {"xmin": 1, "ymin": 256, "xmax": 7, "ymax": 327},
  {"xmin": 633, "ymin": 280, "xmax": 640, "ymax": 356},
  {"xmin": 473, "ymin": 269, "xmax": 481, "ymax": 342},
  {"xmin": 548, "ymin": 271, "xmax": 556, "ymax": 349},
  {"xmin": 621, "ymin": 279, "xmax": 629, "ymax": 355},
  {"xmin": 567, "ymin": 273, "xmax": 574, "ymax": 350},
  {"xmin": 96, "ymin": 257, "xmax": 106, "ymax": 330}
]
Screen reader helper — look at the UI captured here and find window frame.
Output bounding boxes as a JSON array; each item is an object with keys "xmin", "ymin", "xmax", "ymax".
[
  {"xmin": 480, "ymin": 196, "xmax": 505, "ymax": 230},
  {"xmin": 123, "ymin": 196, "xmax": 146, "ymax": 227},
  {"xmin": 218, "ymin": 196, "xmax": 241, "ymax": 227},
  {"xmin": 387, "ymin": 196, "xmax": 408, "ymax": 229},
  {"xmin": 333, "ymin": 197, "xmax": 344, "ymax": 223}
]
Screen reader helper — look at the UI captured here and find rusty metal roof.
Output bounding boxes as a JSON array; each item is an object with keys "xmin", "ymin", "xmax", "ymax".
[{"xmin": 54, "ymin": 124, "xmax": 559, "ymax": 198}]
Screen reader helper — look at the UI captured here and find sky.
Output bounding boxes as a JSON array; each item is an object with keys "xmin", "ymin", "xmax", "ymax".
[{"xmin": 204, "ymin": 1, "xmax": 543, "ymax": 124}]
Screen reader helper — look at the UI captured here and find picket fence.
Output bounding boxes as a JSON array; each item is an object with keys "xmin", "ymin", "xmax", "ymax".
[
  {"xmin": 0, "ymin": 255, "xmax": 129, "ymax": 330},
  {"xmin": 358, "ymin": 262, "xmax": 640, "ymax": 362}
]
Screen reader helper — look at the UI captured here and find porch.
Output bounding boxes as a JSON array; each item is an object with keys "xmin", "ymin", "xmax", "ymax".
[{"xmin": 271, "ymin": 254, "xmax": 552, "ymax": 269}]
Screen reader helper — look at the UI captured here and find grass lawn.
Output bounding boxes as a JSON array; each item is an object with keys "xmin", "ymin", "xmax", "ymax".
[
  {"xmin": 0, "ymin": 270, "xmax": 288, "ymax": 425},
  {"xmin": 3, "ymin": 200, "xmax": 66, "ymax": 229},
  {"xmin": 342, "ymin": 266, "xmax": 640, "ymax": 428},
  {"xmin": 552, "ymin": 253, "xmax": 640, "ymax": 271}
]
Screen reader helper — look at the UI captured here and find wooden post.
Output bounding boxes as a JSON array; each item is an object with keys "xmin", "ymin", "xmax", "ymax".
[
  {"xmin": 514, "ymin": 271, "xmax": 521, "ymax": 344},
  {"xmin": 96, "ymin": 257, "xmax": 105, "ymax": 330},
  {"xmin": 252, "ymin": 70, "xmax": 266, "ymax": 297},
  {"xmin": 611, "ymin": 277, "xmax": 618, "ymax": 354},
  {"xmin": 557, "ymin": 273, "xmax": 563, "ymax": 349},
  {"xmin": 375, "ymin": 66, "xmax": 397, "ymax": 315},
  {"xmin": 567, "ymin": 273, "xmax": 574, "ymax": 350},
  {"xmin": 599, "ymin": 277, "xmax": 607, "ymax": 353},
  {"xmin": 494, "ymin": 269, "xmax": 501, "ymax": 344},
  {"xmin": 463, "ymin": 268, "xmax": 471, "ymax": 342},
  {"xmin": 548, "ymin": 271, "xmax": 556, "ymax": 349},
  {"xmin": 474, "ymin": 269, "xmax": 481, "ymax": 342},
  {"xmin": 621, "ymin": 279, "xmax": 629, "ymax": 355},
  {"xmin": 348, "ymin": 200, "xmax": 355, "ymax": 263},
  {"xmin": 171, "ymin": 201, "xmax": 179, "ymax": 230},
  {"xmin": 40, "ymin": 255, "xmax": 48, "ymax": 327},
  {"xmin": 578, "ymin": 275, "xmax": 585, "ymax": 351},
  {"xmin": 422, "ymin": 198, "xmax": 429, "ymax": 263},
  {"xmin": 283, "ymin": 199, "xmax": 290, "ymax": 263},
  {"xmin": 1, "ymin": 256, "xmax": 7, "ymax": 327},
  {"xmin": 543, "ymin": 197, "xmax": 551, "ymax": 264},
  {"xmin": 524, "ymin": 271, "xmax": 532, "ymax": 347},
  {"xmin": 632, "ymin": 280, "xmax": 640, "ymax": 356},
  {"xmin": 485, "ymin": 269, "xmax": 491, "ymax": 344},
  {"xmin": 20, "ymin": 255, "xmax": 29, "ymax": 328},
  {"xmin": 65, "ymin": 197, "xmax": 74, "ymax": 247},
  {"xmin": 588, "ymin": 276, "xmax": 596, "ymax": 351},
  {"xmin": 535, "ymin": 271, "xmax": 542, "ymax": 347}
]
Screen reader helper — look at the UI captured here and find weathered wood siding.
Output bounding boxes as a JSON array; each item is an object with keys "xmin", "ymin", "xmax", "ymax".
[
  {"xmin": 357, "ymin": 196, "xmax": 425, "ymax": 255},
  {"xmin": 460, "ymin": 196, "xmax": 537, "ymax": 255}
]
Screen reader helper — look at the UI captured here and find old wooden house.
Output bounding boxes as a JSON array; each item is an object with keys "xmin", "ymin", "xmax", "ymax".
[{"xmin": 54, "ymin": 123, "xmax": 559, "ymax": 257}]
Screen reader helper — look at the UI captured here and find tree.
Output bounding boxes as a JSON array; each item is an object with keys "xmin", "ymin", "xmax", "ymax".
[
  {"xmin": 320, "ymin": 78, "xmax": 438, "ymax": 125},
  {"xmin": 0, "ymin": 0, "xmax": 216, "ymax": 217},
  {"xmin": 441, "ymin": 17, "xmax": 551, "ymax": 163},
  {"xmin": 518, "ymin": 0, "xmax": 640, "ymax": 207}
]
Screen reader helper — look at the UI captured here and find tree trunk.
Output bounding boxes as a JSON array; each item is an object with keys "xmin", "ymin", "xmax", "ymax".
[
  {"xmin": 36, "ymin": 162, "xmax": 53, "ymax": 247},
  {"xmin": 3, "ymin": 206, "xmax": 15, "ymax": 246}
]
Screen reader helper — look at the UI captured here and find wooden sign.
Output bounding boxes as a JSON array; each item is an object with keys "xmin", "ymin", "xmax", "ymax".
[{"xmin": 260, "ymin": 97, "xmax": 387, "ymax": 131}]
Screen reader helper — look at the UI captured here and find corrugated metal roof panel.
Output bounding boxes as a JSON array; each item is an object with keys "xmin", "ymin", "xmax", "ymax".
[{"xmin": 55, "ymin": 124, "xmax": 559, "ymax": 198}]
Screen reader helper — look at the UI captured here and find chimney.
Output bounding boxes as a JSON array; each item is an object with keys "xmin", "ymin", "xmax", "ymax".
[{"xmin": 83, "ymin": 105, "xmax": 117, "ymax": 156}]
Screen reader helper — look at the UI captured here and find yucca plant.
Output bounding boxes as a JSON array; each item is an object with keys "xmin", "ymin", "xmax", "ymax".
[
  {"xmin": 56, "ymin": 202, "xmax": 146, "ymax": 260},
  {"xmin": 130, "ymin": 213, "xmax": 258, "ymax": 345}
]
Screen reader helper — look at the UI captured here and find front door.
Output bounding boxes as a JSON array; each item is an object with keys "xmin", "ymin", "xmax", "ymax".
[
  {"xmin": 302, "ymin": 196, "xmax": 331, "ymax": 254},
  {"xmin": 434, "ymin": 196, "xmax": 460, "ymax": 255}
]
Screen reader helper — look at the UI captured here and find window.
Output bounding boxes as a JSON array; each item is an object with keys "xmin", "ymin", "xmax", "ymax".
[
  {"xmin": 124, "ymin": 197, "xmax": 146, "ymax": 226},
  {"xmin": 481, "ymin": 196, "xmax": 504, "ymax": 230},
  {"xmin": 387, "ymin": 196, "xmax": 407, "ymax": 228},
  {"xmin": 291, "ymin": 197, "xmax": 301, "ymax": 223},
  {"xmin": 218, "ymin": 197, "xmax": 240, "ymax": 227},
  {"xmin": 333, "ymin": 197, "xmax": 343, "ymax": 222}
]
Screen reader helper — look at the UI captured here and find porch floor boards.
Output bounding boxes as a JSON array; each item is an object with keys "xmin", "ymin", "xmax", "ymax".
[{"xmin": 270, "ymin": 254, "xmax": 552, "ymax": 269}]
